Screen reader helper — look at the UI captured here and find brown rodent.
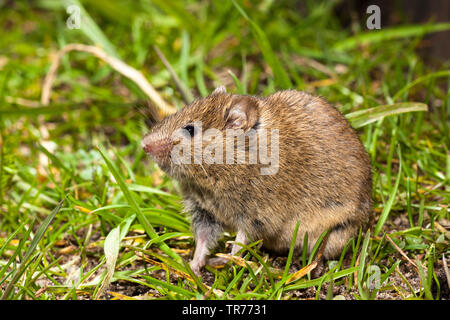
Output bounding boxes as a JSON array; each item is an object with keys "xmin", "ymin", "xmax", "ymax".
[{"xmin": 142, "ymin": 87, "xmax": 372, "ymax": 275}]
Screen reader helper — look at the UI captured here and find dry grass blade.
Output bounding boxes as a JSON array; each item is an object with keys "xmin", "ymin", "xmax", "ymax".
[
  {"xmin": 286, "ymin": 231, "xmax": 328, "ymax": 284},
  {"xmin": 292, "ymin": 55, "xmax": 337, "ymax": 78},
  {"xmin": 214, "ymin": 253, "xmax": 258, "ymax": 269},
  {"xmin": 5, "ymin": 96, "xmax": 41, "ymax": 107},
  {"xmin": 74, "ymin": 205, "xmax": 92, "ymax": 214},
  {"xmin": 135, "ymin": 251, "xmax": 194, "ymax": 283},
  {"xmin": 215, "ymin": 253, "xmax": 282, "ymax": 276},
  {"xmin": 203, "ymin": 285, "xmax": 224, "ymax": 299},
  {"xmin": 108, "ymin": 291, "xmax": 139, "ymax": 300},
  {"xmin": 41, "ymin": 43, "xmax": 176, "ymax": 115},
  {"xmin": 434, "ymin": 222, "xmax": 450, "ymax": 240},
  {"xmin": 285, "ymin": 261, "xmax": 318, "ymax": 284},
  {"xmin": 153, "ymin": 45, "xmax": 194, "ymax": 104},
  {"xmin": 353, "ymin": 252, "xmax": 361, "ymax": 287},
  {"xmin": 386, "ymin": 234, "xmax": 419, "ymax": 272}
]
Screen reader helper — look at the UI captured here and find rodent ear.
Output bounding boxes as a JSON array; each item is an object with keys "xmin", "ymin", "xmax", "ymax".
[
  {"xmin": 212, "ymin": 85, "xmax": 226, "ymax": 95},
  {"xmin": 224, "ymin": 96, "xmax": 259, "ymax": 131}
]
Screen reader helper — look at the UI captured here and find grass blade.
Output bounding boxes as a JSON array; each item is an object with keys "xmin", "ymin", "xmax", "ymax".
[
  {"xmin": 94, "ymin": 226, "xmax": 120, "ymax": 299},
  {"xmin": 285, "ymin": 267, "xmax": 357, "ymax": 291},
  {"xmin": 96, "ymin": 144, "xmax": 181, "ymax": 263},
  {"xmin": 374, "ymin": 146, "xmax": 402, "ymax": 235},
  {"xmin": 346, "ymin": 103, "xmax": 428, "ymax": 128},
  {"xmin": 393, "ymin": 70, "xmax": 450, "ymax": 101},
  {"xmin": 154, "ymin": 45, "xmax": 194, "ymax": 104},
  {"xmin": 231, "ymin": 0, "xmax": 292, "ymax": 89},
  {"xmin": 228, "ymin": 70, "xmax": 246, "ymax": 95},
  {"xmin": 63, "ymin": 0, "xmax": 119, "ymax": 57},
  {"xmin": 356, "ymin": 229, "xmax": 371, "ymax": 299},
  {"xmin": 333, "ymin": 22, "xmax": 450, "ymax": 51},
  {"xmin": 416, "ymin": 258, "xmax": 433, "ymax": 300},
  {"xmin": 1, "ymin": 197, "xmax": 65, "ymax": 299}
]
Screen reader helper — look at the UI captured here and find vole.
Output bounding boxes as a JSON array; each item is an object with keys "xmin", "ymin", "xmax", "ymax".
[{"xmin": 142, "ymin": 86, "xmax": 372, "ymax": 275}]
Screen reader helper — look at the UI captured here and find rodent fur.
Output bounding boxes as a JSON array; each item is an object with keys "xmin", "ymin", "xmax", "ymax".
[{"xmin": 142, "ymin": 88, "xmax": 372, "ymax": 275}]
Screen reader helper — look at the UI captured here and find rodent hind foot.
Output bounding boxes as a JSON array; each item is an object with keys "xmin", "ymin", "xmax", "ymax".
[{"xmin": 207, "ymin": 256, "xmax": 229, "ymax": 268}]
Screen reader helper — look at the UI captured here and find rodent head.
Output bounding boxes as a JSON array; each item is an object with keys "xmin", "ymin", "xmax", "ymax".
[{"xmin": 141, "ymin": 86, "xmax": 264, "ymax": 183}]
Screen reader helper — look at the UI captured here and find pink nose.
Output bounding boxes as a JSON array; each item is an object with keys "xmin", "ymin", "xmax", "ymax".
[{"xmin": 142, "ymin": 136, "xmax": 172, "ymax": 160}]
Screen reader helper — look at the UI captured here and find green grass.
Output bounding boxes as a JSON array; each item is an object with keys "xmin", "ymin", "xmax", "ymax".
[{"xmin": 0, "ymin": 0, "xmax": 448, "ymax": 300}]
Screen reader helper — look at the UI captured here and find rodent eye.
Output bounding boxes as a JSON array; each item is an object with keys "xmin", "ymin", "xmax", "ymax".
[{"xmin": 182, "ymin": 124, "xmax": 196, "ymax": 137}]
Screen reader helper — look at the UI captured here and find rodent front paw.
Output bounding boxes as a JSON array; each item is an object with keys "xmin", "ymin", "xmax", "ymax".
[{"xmin": 189, "ymin": 261, "xmax": 203, "ymax": 276}]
